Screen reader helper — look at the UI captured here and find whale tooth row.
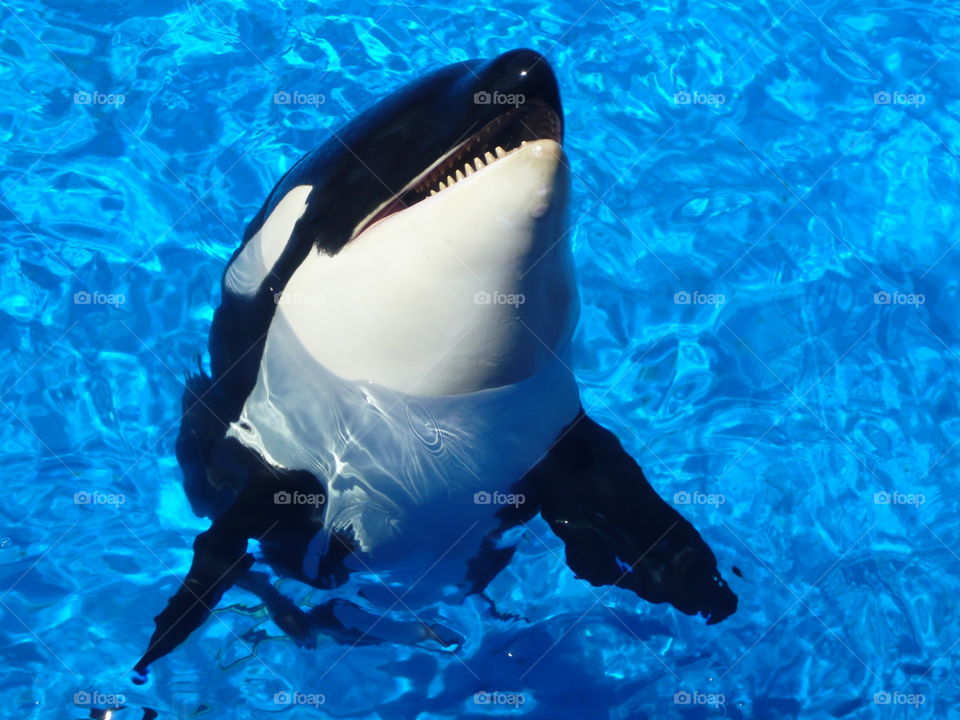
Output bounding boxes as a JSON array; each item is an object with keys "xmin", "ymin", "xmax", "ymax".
[{"xmin": 425, "ymin": 143, "xmax": 527, "ymax": 198}]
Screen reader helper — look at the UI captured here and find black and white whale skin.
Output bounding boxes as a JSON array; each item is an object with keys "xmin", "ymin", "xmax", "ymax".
[{"xmin": 134, "ymin": 48, "xmax": 737, "ymax": 677}]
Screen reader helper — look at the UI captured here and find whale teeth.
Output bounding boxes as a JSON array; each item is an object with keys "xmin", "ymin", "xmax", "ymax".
[{"xmin": 418, "ymin": 143, "xmax": 531, "ymax": 200}]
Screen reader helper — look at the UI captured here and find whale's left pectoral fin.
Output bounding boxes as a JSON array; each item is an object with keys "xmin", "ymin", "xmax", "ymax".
[{"xmin": 531, "ymin": 412, "xmax": 738, "ymax": 624}]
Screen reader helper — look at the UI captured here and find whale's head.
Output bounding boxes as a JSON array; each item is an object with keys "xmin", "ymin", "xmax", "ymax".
[{"xmin": 224, "ymin": 49, "xmax": 576, "ymax": 396}]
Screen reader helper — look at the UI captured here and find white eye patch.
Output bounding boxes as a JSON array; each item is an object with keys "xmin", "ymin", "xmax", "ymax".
[{"xmin": 224, "ymin": 185, "xmax": 313, "ymax": 296}]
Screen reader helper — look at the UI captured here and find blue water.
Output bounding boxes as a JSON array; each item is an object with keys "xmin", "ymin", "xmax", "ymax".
[{"xmin": 1, "ymin": 0, "xmax": 956, "ymax": 718}]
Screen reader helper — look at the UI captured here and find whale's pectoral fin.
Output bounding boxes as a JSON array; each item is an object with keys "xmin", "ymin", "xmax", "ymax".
[
  {"xmin": 532, "ymin": 412, "xmax": 738, "ymax": 624},
  {"xmin": 133, "ymin": 514, "xmax": 254, "ymax": 679},
  {"xmin": 135, "ymin": 453, "xmax": 325, "ymax": 679}
]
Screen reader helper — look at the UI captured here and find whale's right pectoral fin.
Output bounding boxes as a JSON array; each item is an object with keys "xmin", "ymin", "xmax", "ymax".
[
  {"xmin": 531, "ymin": 412, "xmax": 738, "ymax": 624},
  {"xmin": 134, "ymin": 519, "xmax": 254, "ymax": 679},
  {"xmin": 133, "ymin": 469, "xmax": 276, "ymax": 679},
  {"xmin": 134, "ymin": 452, "xmax": 326, "ymax": 679}
]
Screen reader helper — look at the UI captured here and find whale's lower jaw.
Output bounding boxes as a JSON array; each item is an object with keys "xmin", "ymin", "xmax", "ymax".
[{"xmin": 274, "ymin": 138, "xmax": 575, "ymax": 397}]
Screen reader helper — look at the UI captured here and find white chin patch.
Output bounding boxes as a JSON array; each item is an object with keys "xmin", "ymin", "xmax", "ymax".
[
  {"xmin": 225, "ymin": 185, "xmax": 313, "ymax": 296},
  {"xmin": 274, "ymin": 139, "xmax": 577, "ymax": 397}
]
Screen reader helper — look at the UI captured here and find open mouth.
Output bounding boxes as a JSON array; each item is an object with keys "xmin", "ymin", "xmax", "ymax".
[{"xmin": 352, "ymin": 101, "xmax": 563, "ymax": 239}]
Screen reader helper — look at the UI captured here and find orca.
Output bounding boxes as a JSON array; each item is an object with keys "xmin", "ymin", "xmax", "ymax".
[{"xmin": 134, "ymin": 48, "xmax": 737, "ymax": 678}]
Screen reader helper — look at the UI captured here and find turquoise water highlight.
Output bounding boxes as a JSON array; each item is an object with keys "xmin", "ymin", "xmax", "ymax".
[{"xmin": 1, "ymin": 0, "xmax": 958, "ymax": 718}]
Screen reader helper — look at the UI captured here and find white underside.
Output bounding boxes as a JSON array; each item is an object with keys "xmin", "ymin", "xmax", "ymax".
[{"xmin": 228, "ymin": 309, "xmax": 580, "ymax": 588}]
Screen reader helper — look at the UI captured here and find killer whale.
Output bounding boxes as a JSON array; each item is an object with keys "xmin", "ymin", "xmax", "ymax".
[{"xmin": 135, "ymin": 48, "xmax": 736, "ymax": 677}]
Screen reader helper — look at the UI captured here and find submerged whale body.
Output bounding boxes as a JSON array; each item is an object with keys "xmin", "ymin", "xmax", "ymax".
[{"xmin": 135, "ymin": 48, "xmax": 737, "ymax": 677}]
